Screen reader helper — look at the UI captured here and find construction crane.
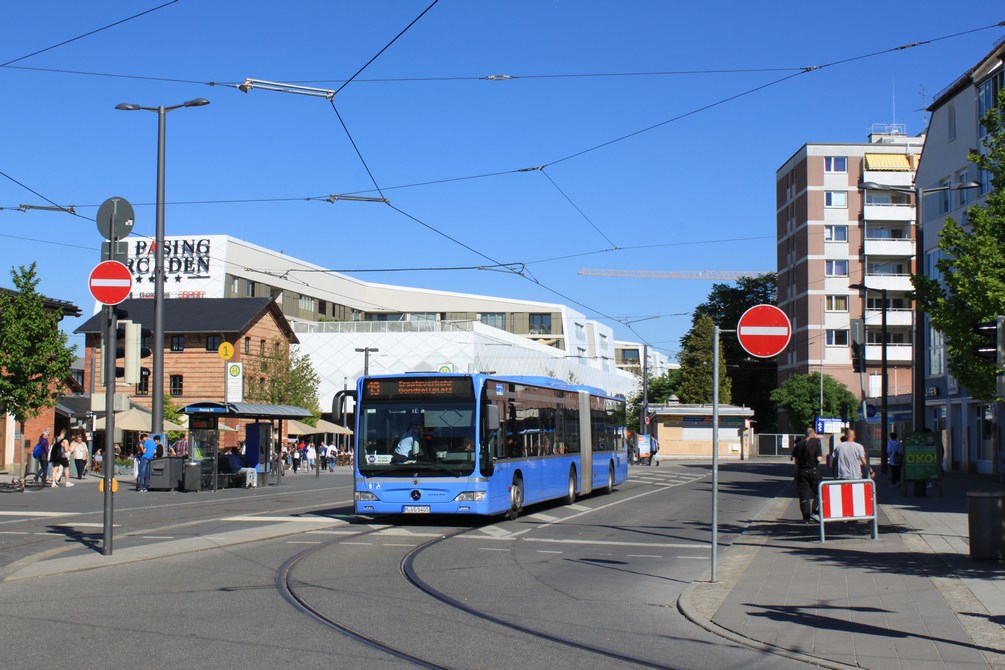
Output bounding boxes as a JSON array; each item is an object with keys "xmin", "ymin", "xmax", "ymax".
[{"xmin": 578, "ymin": 268, "xmax": 768, "ymax": 280}]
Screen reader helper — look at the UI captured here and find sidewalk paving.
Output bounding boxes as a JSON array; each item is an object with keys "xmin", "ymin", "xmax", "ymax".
[{"xmin": 680, "ymin": 470, "xmax": 1005, "ymax": 670}]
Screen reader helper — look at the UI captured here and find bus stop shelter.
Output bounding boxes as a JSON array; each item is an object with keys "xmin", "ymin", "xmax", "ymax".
[{"xmin": 178, "ymin": 401, "xmax": 312, "ymax": 490}]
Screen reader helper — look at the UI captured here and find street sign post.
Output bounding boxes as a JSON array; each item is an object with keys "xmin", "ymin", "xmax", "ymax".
[
  {"xmin": 88, "ymin": 261, "xmax": 134, "ymax": 305},
  {"xmin": 736, "ymin": 304, "xmax": 792, "ymax": 358},
  {"xmin": 96, "ymin": 197, "xmax": 135, "ymax": 241}
]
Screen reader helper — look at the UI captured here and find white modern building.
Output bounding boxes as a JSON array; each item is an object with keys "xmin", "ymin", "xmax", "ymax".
[
  {"xmin": 113, "ymin": 234, "xmax": 639, "ymax": 406},
  {"xmin": 614, "ymin": 340, "xmax": 674, "ymax": 377},
  {"xmin": 914, "ymin": 39, "xmax": 1003, "ymax": 475}
]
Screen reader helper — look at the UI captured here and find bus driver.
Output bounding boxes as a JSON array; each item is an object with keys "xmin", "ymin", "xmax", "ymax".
[{"xmin": 393, "ymin": 425, "xmax": 421, "ymax": 463}]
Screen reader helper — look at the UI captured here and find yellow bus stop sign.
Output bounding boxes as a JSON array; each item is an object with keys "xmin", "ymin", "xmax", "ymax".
[{"xmin": 219, "ymin": 342, "xmax": 235, "ymax": 360}]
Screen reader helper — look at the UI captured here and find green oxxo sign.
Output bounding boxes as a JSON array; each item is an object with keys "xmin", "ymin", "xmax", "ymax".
[{"xmin": 903, "ymin": 433, "xmax": 941, "ymax": 482}]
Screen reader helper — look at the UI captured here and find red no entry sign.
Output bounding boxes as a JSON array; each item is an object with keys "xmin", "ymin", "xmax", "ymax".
[
  {"xmin": 88, "ymin": 261, "xmax": 133, "ymax": 305},
  {"xmin": 736, "ymin": 304, "xmax": 791, "ymax": 358}
]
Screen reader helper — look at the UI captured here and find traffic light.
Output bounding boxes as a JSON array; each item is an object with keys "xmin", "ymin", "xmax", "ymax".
[
  {"xmin": 973, "ymin": 320, "xmax": 998, "ymax": 363},
  {"xmin": 998, "ymin": 316, "xmax": 1005, "ymax": 368},
  {"xmin": 851, "ymin": 341, "xmax": 864, "ymax": 373},
  {"xmin": 99, "ymin": 319, "xmax": 152, "ymax": 385}
]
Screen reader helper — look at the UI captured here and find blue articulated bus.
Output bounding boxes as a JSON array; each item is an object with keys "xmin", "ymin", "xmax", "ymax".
[{"xmin": 334, "ymin": 373, "xmax": 628, "ymax": 518}]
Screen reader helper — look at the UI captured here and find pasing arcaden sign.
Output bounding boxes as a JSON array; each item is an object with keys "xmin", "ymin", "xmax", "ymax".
[{"xmin": 125, "ymin": 238, "xmax": 212, "ymax": 282}]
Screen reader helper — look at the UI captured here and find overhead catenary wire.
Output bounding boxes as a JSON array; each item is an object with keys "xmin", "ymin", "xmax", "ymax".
[
  {"xmin": 6, "ymin": 22, "xmax": 1002, "ymax": 354},
  {"xmin": 0, "ymin": 0, "xmax": 181, "ymax": 67}
]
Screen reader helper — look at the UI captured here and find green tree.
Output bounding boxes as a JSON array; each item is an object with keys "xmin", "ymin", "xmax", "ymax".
[
  {"xmin": 769, "ymin": 372, "xmax": 858, "ymax": 433},
  {"xmin": 244, "ymin": 339, "xmax": 321, "ymax": 421},
  {"xmin": 163, "ymin": 396, "xmax": 185, "ymax": 444},
  {"xmin": 686, "ymin": 273, "xmax": 779, "ymax": 430},
  {"xmin": 913, "ymin": 89, "xmax": 1005, "ymax": 401},
  {"xmin": 678, "ymin": 314, "xmax": 731, "ymax": 404},
  {"xmin": 0, "ymin": 263, "xmax": 77, "ymax": 449},
  {"xmin": 626, "ymin": 368, "xmax": 681, "ymax": 428}
]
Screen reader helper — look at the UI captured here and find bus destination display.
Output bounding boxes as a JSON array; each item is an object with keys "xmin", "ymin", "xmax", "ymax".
[{"xmin": 364, "ymin": 377, "xmax": 473, "ymax": 401}]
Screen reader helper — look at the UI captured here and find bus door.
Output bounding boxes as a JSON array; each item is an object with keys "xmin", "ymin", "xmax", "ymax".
[{"xmin": 578, "ymin": 390, "xmax": 593, "ymax": 496}]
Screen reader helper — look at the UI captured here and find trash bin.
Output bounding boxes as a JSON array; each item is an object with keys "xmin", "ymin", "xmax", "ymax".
[
  {"xmin": 148, "ymin": 457, "xmax": 184, "ymax": 490},
  {"xmin": 183, "ymin": 462, "xmax": 202, "ymax": 492},
  {"xmin": 967, "ymin": 491, "xmax": 1005, "ymax": 561}
]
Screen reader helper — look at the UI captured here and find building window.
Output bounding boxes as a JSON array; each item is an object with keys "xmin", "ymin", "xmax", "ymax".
[
  {"xmin": 618, "ymin": 349, "xmax": 640, "ymax": 365},
  {"xmin": 825, "ymin": 295, "xmax": 848, "ymax": 312},
  {"xmin": 260, "ymin": 339, "xmax": 266, "ymax": 355},
  {"xmin": 169, "ymin": 375, "xmax": 183, "ymax": 396},
  {"xmin": 273, "ymin": 341, "xmax": 280, "ymax": 355},
  {"xmin": 825, "ymin": 191, "xmax": 847, "ymax": 208},
  {"xmin": 981, "ymin": 168, "xmax": 993, "ymax": 195},
  {"xmin": 824, "ymin": 156, "xmax": 847, "ymax": 172},
  {"xmin": 825, "ymin": 260, "xmax": 848, "ymax": 277},
  {"xmin": 957, "ymin": 171, "xmax": 972, "ymax": 208},
  {"xmin": 246, "ymin": 280, "xmax": 255, "ymax": 297},
  {"xmin": 481, "ymin": 313, "xmax": 505, "ymax": 329},
  {"xmin": 529, "ymin": 313, "xmax": 552, "ymax": 335},
  {"xmin": 575, "ymin": 322, "xmax": 586, "ymax": 341},
  {"xmin": 230, "ymin": 277, "xmax": 238, "ymax": 294},
  {"xmin": 244, "ymin": 337, "xmax": 250, "ymax": 354},
  {"xmin": 929, "ymin": 327, "xmax": 945, "ymax": 376},
  {"xmin": 206, "ymin": 335, "xmax": 222, "ymax": 352},
  {"xmin": 318, "ymin": 300, "xmax": 327, "ymax": 316},
  {"xmin": 137, "ymin": 368, "xmax": 149, "ymax": 395},
  {"xmin": 170, "ymin": 336, "xmax": 185, "ymax": 352},
  {"xmin": 939, "ymin": 179, "xmax": 951, "ymax": 213},
  {"xmin": 298, "ymin": 294, "xmax": 315, "ymax": 312},
  {"xmin": 824, "ymin": 225, "xmax": 848, "ymax": 242},
  {"xmin": 977, "ymin": 69, "xmax": 1003, "ymax": 138},
  {"xmin": 826, "ymin": 330, "xmax": 849, "ymax": 346},
  {"xmin": 947, "ymin": 102, "xmax": 957, "ymax": 142}
]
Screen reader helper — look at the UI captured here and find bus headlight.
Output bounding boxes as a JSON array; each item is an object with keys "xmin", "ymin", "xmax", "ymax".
[
  {"xmin": 355, "ymin": 491, "xmax": 379, "ymax": 501},
  {"xmin": 453, "ymin": 491, "xmax": 486, "ymax": 502}
]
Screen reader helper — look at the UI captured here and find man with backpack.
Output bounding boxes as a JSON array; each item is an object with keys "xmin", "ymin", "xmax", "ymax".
[
  {"xmin": 791, "ymin": 427, "xmax": 822, "ymax": 523},
  {"xmin": 32, "ymin": 430, "xmax": 49, "ymax": 484}
]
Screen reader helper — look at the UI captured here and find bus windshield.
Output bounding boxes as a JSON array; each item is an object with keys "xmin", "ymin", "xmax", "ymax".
[{"xmin": 358, "ymin": 400, "xmax": 477, "ymax": 476}]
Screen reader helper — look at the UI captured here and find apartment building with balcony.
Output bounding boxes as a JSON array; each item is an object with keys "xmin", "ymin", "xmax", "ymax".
[
  {"xmin": 914, "ymin": 39, "xmax": 1004, "ymax": 475},
  {"xmin": 776, "ymin": 128, "xmax": 924, "ymax": 436}
]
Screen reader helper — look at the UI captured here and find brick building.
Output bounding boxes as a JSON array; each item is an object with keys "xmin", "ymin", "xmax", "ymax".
[{"xmin": 74, "ymin": 297, "xmax": 298, "ymax": 442}]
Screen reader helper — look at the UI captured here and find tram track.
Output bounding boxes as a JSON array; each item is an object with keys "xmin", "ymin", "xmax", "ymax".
[{"xmin": 277, "ymin": 490, "xmax": 691, "ymax": 669}]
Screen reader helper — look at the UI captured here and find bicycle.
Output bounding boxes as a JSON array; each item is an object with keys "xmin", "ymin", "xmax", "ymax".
[{"xmin": 0, "ymin": 475, "xmax": 24, "ymax": 492}]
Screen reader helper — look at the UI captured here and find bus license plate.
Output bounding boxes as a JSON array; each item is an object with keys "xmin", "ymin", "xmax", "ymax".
[{"xmin": 402, "ymin": 505, "xmax": 430, "ymax": 514}]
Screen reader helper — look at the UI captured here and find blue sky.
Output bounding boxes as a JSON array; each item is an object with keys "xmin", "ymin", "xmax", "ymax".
[{"xmin": 2, "ymin": 1, "xmax": 1003, "ymax": 362}]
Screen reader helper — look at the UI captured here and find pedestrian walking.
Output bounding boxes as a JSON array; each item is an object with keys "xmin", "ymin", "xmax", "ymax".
[
  {"xmin": 887, "ymin": 431, "xmax": 903, "ymax": 486},
  {"xmin": 49, "ymin": 429, "xmax": 72, "ymax": 487},
  {"xmin": 32, "ymin": 430, "xmax": 50, "ymax": 483},
  {"xmin": 791, "ymin": 427, "xmax": 822, "ymax": 522},
  {"xmin": 291, "ymin": 445, "xmax": 301, "ymax": 474},
  {"xmin": 833, "ymin": 428, "xmax": 873, "ymax": 480},
  {"xmin": 70, "ymin": 433, "xmax": 88, "ymax": 479}
]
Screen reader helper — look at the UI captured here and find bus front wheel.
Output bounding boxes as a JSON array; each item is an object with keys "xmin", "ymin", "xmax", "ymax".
[{"xmin": 507, "ymin": 476, "xmax": 524, "ymax": 520}]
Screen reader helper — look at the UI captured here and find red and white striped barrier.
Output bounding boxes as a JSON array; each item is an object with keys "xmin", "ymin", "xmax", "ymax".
[{"xmin": 817, "ymin": 479, "xmax": 878, "ymax": 542}]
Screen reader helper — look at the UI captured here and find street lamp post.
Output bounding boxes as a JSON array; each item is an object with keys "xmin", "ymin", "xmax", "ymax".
[
  {"xmin": 851, "ymin": 282, "xmax": 888, "ymax": 475},
  {"xmin": 116, "ymin": 99, "xmax": 210, "ymax": 436},
  {"xmin": 355, "ymin": 347, "xmax": 379, "ymax": 376},
  {"xmin": 861, "ymin": 180, "xmax": 980, "ymax": 435}
]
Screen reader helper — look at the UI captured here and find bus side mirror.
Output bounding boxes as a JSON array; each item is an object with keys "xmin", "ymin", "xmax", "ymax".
[{"xmin": 332, "ymin": 389, "xmax": 356, "ymax": 424}]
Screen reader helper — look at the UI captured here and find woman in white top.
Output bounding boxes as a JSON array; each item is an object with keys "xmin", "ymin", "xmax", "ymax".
[{"xmin": 70, "ymin": 434, "xmax": 88, "ymax": 480}]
